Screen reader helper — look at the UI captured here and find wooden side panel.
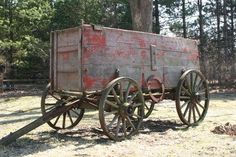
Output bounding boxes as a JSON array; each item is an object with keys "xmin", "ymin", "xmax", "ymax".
[
  {"xmin": 52, "ymin": 27, "xmax": 82, "ymax": 91},
  {"xmin": 81, "ymin": 25, "xmax": 200, "ymax": 91}
]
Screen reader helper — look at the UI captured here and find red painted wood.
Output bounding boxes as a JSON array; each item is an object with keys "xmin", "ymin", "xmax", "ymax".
[{"xmin": 51, "ymin": 25, "xmax": 200, "ymax": 91}]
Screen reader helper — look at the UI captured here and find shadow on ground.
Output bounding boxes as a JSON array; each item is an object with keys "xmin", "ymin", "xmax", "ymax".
[{"xmin": 0, "ymin": 119, "xmax": 190, "ymax": 157}]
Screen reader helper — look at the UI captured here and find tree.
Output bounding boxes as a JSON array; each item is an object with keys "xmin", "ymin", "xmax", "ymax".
[
  {"xmin": 0, "ymin": 0, "xmax": 53, "ymax": 79},
  {"xmin": 128, "ymin": 0, "xmax": 153, "ymax": 32},
  {"xmin": 153, "ymin": 0, "xmax": 160, "ymax": 34},
  {"xmin": 52, "ymin": 0, "xmax": 132, "ymax": 30},
  {"xmin": 182, "ymin": 0, "xmax": 187, "ymax": 38}
]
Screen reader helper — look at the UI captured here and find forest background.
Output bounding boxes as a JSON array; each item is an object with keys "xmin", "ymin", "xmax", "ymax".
[{"xmin": 0, "ymin": 0, "xmax": 235, "ymax": 86}]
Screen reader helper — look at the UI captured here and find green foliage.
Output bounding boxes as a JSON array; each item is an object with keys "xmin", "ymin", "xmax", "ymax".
[
  {"xmin": 0, "ymin": 0, "xmax": 53, "ymax": 79},
  {"xmin": 51, "ymin": 0, "xmax": 132, "ymax": 30}
]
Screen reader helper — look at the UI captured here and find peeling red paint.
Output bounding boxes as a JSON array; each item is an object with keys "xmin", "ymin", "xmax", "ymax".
[
  {"xmin": 188, "ymin": 53, "xmax": 199, "ymax": 61},
  {"xmin": 141, "ymin": 50, "xmax": 148, "ymax": 59},
  {"xmin": 83, "ymin": 27, "xmax": 106, "ymax": 46},
  {"xmin": 156, "ymin": 51, "xmax": 165, "ymax": 59},
  {"xmin": 83, "ymin": 75, "xmax": 114, "ymax": 90},
  {"xmin": 61, "ymin": 53, "xmax": 70, "ymax": 60},
  {"xmin": 53, "ymin": 25, "xmax": 200, "ymax": 91},
  {"xmin": 132, "ymin": 34, "xmax": 146, "ymax": 48}
]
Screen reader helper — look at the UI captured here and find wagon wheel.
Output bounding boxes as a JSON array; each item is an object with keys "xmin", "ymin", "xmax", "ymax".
[
  {"xmin": 176, "ymin": 69, "xmax": 209, "ymax": 126},
  {"xmin": 41, "ymin": 83, "xmax": 85, "ymax": 130},
  {"xmin": 143, "ymin": 100, "xmax": 155, "ymax": 119},
  {"xmin": 99, "ymin": 77, "xmax": 144, "ymax": 141},
  {"xmin": 144, "ymin": 76, "xmax": 165, "ymax": 118}
]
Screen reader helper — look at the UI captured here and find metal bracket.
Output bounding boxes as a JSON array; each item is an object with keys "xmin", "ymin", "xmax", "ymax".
[
  {"xmin": 115, "ymin": 69, "xmax": 120, "ymax": 78},
  {"xmin": 92, "ymin": 24, "xmax": 103, "ymax": 31},
  {"xmin": 150, "ymin": 45, "xmax": 157, "ymax": 71}
]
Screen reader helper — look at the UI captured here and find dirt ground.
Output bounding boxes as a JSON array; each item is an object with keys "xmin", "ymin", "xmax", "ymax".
[{"xmin": 0, "ymin": 90, "xmax": 235, "ymax": 157}]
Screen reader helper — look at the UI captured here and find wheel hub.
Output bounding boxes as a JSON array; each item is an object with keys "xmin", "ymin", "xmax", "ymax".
[
  {"xmin": 119, "ymin": 102, "xmax": 134, "ymax": 117},
  {"xmin": 191, "ymin": 92, "xmax": 201, "ymax": 103}
]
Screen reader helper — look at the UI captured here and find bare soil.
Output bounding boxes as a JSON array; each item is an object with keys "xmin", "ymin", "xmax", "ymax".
[{"xmin": 0, "ymin": 90, "xmax": 236, "ymax": 157}]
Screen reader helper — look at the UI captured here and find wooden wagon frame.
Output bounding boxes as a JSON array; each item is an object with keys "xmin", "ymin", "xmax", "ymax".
[{"xmin": 0, "ymin": 24, "xmax": 209, "ymax": 145}]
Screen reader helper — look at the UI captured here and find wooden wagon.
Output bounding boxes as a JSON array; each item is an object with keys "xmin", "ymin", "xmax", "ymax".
[{"xmin": 0, "ymin": 24, "xmax": 209, "ymax": 145}]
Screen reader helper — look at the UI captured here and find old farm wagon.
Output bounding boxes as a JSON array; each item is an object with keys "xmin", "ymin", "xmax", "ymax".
[{"xmin": 0, "ymin": 24, "xmax": 209, "ymax": 145}]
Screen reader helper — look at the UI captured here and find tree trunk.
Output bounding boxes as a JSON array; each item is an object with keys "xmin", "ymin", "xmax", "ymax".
[
  {"xmin": 216, "ymin": 0, "xmax": 221, "ymax": 49},
  {"xmin": 198, "ymin": 0, "xmax": 206, "ymax": 76},
  {"xmin": 223, "ymin": 0, "xmax": 228, "ymax": 56},
  {"xmin": 230, "ymin": 0, "xmax": 235, "ymax": 82},
  {"xmin": 128, "ymin": 0, "xmax": 153, "ymax": 32},
  {"xmin": 154, "ymin": 0, "xmax": 160, "ymax": 34},
  {"xmin": 182, "ymin": 0, "xmax": 187, "ymax": 38},
  {"xmin": 230, "ymin": 0, "xmax": 234, "ymax": 54},
  {"xmin": 216, "ymin": 0, "xmax": 222, "ymax": 85}
]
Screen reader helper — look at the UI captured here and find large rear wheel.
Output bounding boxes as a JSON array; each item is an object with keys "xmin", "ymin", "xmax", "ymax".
[
  {"xmin": 99, "ymin": 77, "xmax": 144, "ymax": 141},
  {"xmin": 176, "ymin": 70, "xmax": 209, "ymax": 126}
]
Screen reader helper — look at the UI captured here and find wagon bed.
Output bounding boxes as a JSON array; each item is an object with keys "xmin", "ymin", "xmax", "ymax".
[{"xmin": 51, "ymin": 24, "xmax": 199, "ymax": 92}]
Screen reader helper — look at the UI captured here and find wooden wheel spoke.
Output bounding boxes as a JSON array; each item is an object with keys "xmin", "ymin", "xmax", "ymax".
[
  {"xmin": 193, "ymin": 73, "xmax": 198, "ymax": 92},
  {"xmin": 197, "ymin": 88, "xmax": 206, "ymax": 94},
  {"xmin": 115, "ymin": 116, "xmax": 121, "ymax": 138},
  {"xmin": 132, "ymin": 113, "xmax": 141, "ymax": 118},
  {"xmin": 122, "ymin": 117, "xmax": 127, "ymax": 137},
  {"xmin": 128, "ymin": 91, "xmax": 139, "ymax": 103},
  {"xmin": 181, "ymin": 100, "xmax": 190, "ymax": 109},
  {"xmin": 194, "ymin": 103, "xmax": 201, "ymax": 117},
  {"xmin": 67, "ymin": 111, "xmax": 73, "ymax": 125},
  {"xmin": 179, "ymin": 96, "xmax": 191, "ymax": 100},
  {"xmin": 188, "ymin": 104, "xmax": 192, "ymax": 123},
  {"xmin": 62, "ymin": 112, "xmax": 66, "ymax": 129},
  {"xmin": 181, "ymin": 86, "xmax": 191, "ymax": 96},
  {"xmin": 119, "ymin": 82, "xmax": 124, "ymax": 102},
  {"xmin": 144, "ymin": 103, "xmax": 149, "ymax": 109},
  {"xmin": 45, "ymin": 103, "xmax": 56, "ymax": 106},
  {"xmin": 196, "ymin": 101, "xmax": 205, "ymax": 110},
  {"xmin": 111, "ymin": 88, "xmax": 121, "ymax": 104},
  {"xmin": 105, "ymin": 100, "xmax": 119, "ymax": 108},
  {"xmin": 45, "ymin": 105, "xmax": 56, "ymax": 112},
  {"xmin": 192, "ymin": 105, "xmax": 196, "ymax": 123},
  {"xmin": 190, "ymin": 72, "xmax": 193, "ymax": 92},
  {"xmin": 71, "ymin": 109, "xmax": 81, "ymax": 117},
  {"xmin": 185, "ymin": 76, "xmax": 192, "ymax": 94},
  {"xmin": 107, "ymin": 114, "xmax": 119, "ymax": 128},
  {"xmin": 126, "ymin": 116, "xmax": 136, "ymax": 130},
  {"xmin": 125, "ymin": 82, "xmax": 132, "ymax": 102},
  {"xmin": 48, "ymin": 93, "xmax": 61, "ymax": 101},
  {"xmin": 183, "ymin": 102, "xmax": 190, "ymax": 117},
  {"xmin": 132, "ymin": 103, "xmax": 143, "ymax": 108},
  {"xmin": 196, "ymin": 80, "xmax": 203, "ymax": 92},
  {"xmin": 53, "ymin": 114, "xmax": 61, "ymax": 126}
]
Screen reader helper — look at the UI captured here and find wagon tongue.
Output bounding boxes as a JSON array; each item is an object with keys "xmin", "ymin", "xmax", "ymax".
[{"xmin": 0, "ymin": 99, "xmax": 81, "ymax": 146}]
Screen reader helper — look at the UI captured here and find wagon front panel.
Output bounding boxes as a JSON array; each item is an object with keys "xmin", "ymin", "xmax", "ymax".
[{"xmin": 51, "ymin": 27, "xmax": 82, "ymax": 91}]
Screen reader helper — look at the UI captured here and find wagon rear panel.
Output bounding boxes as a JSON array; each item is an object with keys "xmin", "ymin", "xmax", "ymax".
[
  {"xmin": 81, "ymin": 25, "xmax": 199, "ymax": 91},
  {"xmin": 51, "ymin": 27, "xmax": 82, "ymax": 91}
]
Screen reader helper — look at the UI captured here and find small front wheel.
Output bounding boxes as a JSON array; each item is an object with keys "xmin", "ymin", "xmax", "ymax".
[{"xmin": 41, "ymin": 83, "xmax": 84, "ymax": 129}]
